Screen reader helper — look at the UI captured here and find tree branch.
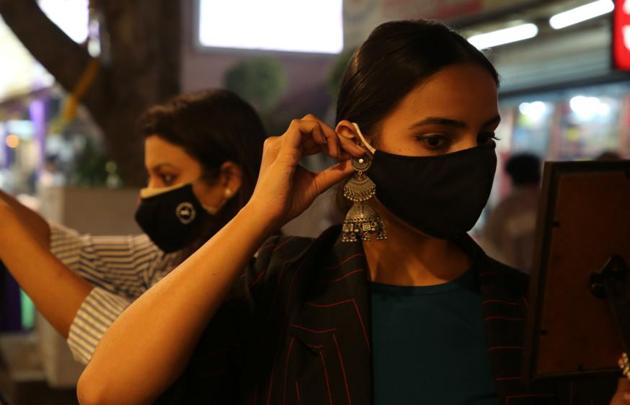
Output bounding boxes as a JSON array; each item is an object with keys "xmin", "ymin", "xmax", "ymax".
[{"xmin": 0, "ymin": 0, "xmax": 108, "ymax": 121}]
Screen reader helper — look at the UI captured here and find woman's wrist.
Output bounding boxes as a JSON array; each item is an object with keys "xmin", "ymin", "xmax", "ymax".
[{"xmin": 239, "ymin": 201, "xmax": 282, "ymax": 240}]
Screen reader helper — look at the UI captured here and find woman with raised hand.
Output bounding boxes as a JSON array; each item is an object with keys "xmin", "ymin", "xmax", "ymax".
[
  {"xmin": 0, "ymin": 89, "xmax": 266, "ymax": 364},
  {"xmin": 79, "ymin": 21, "xmax": 624, "ymax": 404}
]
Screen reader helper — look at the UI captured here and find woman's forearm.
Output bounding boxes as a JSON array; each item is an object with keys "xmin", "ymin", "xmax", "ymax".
[
  {"xmin": 0, "ymin": 203, "xmax": 92, "ymax": 337},
  {"xmin": 77, "ymin": 203, "xmax": 274, "ymax": 405},
  {"xmin": 0, "ymin": 189, "xmax": 50, "ymax": 247}
]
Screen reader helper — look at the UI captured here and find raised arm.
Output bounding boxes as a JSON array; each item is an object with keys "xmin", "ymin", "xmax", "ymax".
[
  {"xmin": 0, "ymin": 201, "xmax": 92, "ymax": 337},
  {"xmin": 77, "ymin": 116, "xmax": 364, "ymax": 405},
  {"xmin": 0, "ymin": 189, "xmax": 160, "ymax": 354},
  {"xmin": 0, "ymin": 189, "xmax": 50, "ymax": 247}
]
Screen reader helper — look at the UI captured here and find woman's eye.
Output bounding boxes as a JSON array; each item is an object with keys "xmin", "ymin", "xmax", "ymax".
[
  {"xmin": 160, "ymin": 174, "xmax": 177, "ymax": 185},
  {"xmin": 418, "ymin": 134, "xmax": 450, "ymax": 150}
]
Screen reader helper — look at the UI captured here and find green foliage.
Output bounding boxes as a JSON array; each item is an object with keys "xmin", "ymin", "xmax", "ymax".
[
  {"xmin": 223, "ymin": 57, "xmax": 287, "ymax": 113},
  {"xmin": 70, "ymin": 137, "xmax": 110, "ymax": 187}
]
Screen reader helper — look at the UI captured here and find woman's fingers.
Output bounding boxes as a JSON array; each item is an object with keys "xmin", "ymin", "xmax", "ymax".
[
  {"xmin": 259, "ymin": 136, "xmax": 281, "ymax": 172},
  {"xmin": 310, "ymin": 160, "xmax": 354, "ymax": 196},
  {"xmin": 300, "ymin": 114, "xmax": 340, "ymax": 158},
  {"xmin": 280, "ymin": 115, "xmax": 367, "ymax": 165}
]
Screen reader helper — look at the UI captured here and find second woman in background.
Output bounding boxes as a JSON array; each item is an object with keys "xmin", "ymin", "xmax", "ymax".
[{"xmin": 0, "ymin": 89, "xmax": 266, "ymax": 364}]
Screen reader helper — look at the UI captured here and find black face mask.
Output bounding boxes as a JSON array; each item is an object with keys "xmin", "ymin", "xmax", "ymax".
[
  {"xmin": 134, "ymin": 183, "xmax": 213, "ymax": 253},
  {"xmin": 367, "ymin": 142, "xmax": 497, "ymax": 239}
]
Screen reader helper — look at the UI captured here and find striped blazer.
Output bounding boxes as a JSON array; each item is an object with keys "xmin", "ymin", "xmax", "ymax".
[{"xmin": 158, "ymin": 225, "xmax": 616, "ymax": 404}]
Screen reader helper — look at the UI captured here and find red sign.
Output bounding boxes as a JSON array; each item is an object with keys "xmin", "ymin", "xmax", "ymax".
[{"xmin": 613, "ymin": 0, "xmax": 630, "ymax": 70}]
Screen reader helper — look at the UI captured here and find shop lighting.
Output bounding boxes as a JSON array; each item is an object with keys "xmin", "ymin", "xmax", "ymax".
[
  {"xmin": 468, "ymin": 23, "xmax": 539, "ymax": 50},
  {"xmin": 549, "ymin": 0, "xmax": 614, "ymax": 30},
  {"xmin": 5, "ymin": 134, "xmax": 19, "ymax": 149},
  {"xmin": 519, "ymin": 101, "xmax": 549, "ymax": 122},
  {"xmin": 569, "ymin": 96, "xmax": 611, "ymax": 120}
]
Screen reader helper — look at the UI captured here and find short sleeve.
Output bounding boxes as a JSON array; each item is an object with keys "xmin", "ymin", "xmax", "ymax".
[
  {"xmin": 49, "ymin": 223, "xmax": 162, "ymax": 297},
  {"xmin": 67, "ymin": 287, "xmax": 131, "ymax": 364}
]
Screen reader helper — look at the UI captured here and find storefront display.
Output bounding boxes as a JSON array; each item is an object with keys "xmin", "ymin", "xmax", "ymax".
[{"xmin": 499, "ymin": 82, "xmax": 630, "ymax": 161}]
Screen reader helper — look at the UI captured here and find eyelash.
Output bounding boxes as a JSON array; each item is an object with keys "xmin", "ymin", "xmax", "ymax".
[
  {"xmin": 479, "ymin": 132, "xmax": 501, "ymax": 143},
  {"xmin": 416, "ymin": 133, "xmax": 453, "ymax": 150},
  {"xmin": 415, "ymin": 132, "xmax": 501, "ymax": 150}
]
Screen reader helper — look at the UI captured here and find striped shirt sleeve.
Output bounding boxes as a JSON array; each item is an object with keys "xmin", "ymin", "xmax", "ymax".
[
  {"xmin": 49, "ymin": 223, "xmax": 161, "ymax": 297},
  {"xmin": 49, "ymin": 223, "xmax": 162, "ymax": 364},
  {"xmin": 67, "ymin": 287, "xmax": 131, "ymax": 364}
]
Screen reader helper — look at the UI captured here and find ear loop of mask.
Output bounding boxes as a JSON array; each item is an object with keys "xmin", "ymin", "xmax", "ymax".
[
  {"xmin": 350, "ymin": 123, "xmax": 376, "ymax": 155},
  {"xmin": 139, "ymin": 181, "xmax": 223, "ymax": 215},
  {"xmin": 139, "ymin": 182, "xmax": 188, "ymax": 199}
]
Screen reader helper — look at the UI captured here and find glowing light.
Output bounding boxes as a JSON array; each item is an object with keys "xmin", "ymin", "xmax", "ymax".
[
  {"xmin": 569, "ymin": 96, "xmax": 611, "ymax": 120},
  {"xmin": 468, "ymin": 23, "xmax": 538, "ymax": 50},
  {"xmin": 549, "ymin": 0, "xmax": 614, "ymax": 30},
  {"xmin": 38, "ymin": 0, "xmax": 89, "ymax": 43},
  {"xmin": 519, "ymin": 101, "xmax": 549, "ymax": 122},
  {"xmin": 624, "ymin": 25, "xmax": 630, "ymax": 50},
  {"xmin": 198, "ymin": 0, "xmax": 343, "ymax": 54},
  {"xmin": 5, "ymin": 134, "xmax": 19, "ymax": 148}
]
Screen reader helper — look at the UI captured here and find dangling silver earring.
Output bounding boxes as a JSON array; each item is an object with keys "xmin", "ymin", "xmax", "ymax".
[{"xmin": 341, "ymin": 154, "xmax": 386, "ymax": 242}]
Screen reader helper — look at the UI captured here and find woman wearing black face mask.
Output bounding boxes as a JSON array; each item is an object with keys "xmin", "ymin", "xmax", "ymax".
[
  {"xmin": 79, "ymin": 21, "xmax": 628, "ymax": 404},
  {"xmin": 0, "ymin": 89, "xmax": 265, "ymax": 365}
]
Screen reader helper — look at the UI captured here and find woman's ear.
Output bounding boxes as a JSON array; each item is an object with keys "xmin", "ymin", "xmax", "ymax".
[
  {"xmin": 218, "ymin": 161, "xmax": 242, "ymax": 199},
  {"xmin": 335, "ymin": 120, "xmax": 359, "ymax": 143},
  {"xmin": 335, "ymin": 120, "xmax": 376, "ymax": 154}
]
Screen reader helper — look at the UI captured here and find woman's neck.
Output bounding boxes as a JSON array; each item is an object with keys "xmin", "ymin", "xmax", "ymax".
[{"xmin": 362, "ymin": 201, "xmax": 471, "ymax": 286}]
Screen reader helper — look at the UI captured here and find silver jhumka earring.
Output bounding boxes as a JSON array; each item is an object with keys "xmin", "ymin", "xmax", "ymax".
[{"xmin": 341, "ymin": 152, "xmax": 387, "ymax": 242}]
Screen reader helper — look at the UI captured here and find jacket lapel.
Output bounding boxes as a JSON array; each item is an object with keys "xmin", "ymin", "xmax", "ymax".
[
  {"xmin": 286, "ymin": 226, "xmax": 373, "ymax": 405},
  {"xmin": 276, "ymin": 230, "xmax": 556, "ymax": 405},
  {"xmin": 458, "ymin": 236, "xmax": 558, "ymax": 403}
]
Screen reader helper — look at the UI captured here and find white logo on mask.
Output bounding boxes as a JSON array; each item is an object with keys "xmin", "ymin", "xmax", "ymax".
[{"xmin": 176, "ymin": 202, "xmax": 196, "ymax": 224}]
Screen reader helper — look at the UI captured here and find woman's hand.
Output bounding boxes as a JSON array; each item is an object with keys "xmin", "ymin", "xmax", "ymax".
[{"xmin": 248, "ymin": 114, "xmax": 364, "ymax": 230}]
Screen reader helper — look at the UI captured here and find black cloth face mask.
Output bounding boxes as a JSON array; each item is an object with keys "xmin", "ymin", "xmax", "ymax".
[
  {"xmin": 366, "ymin": 142, "xmax": 497, "ymax": 240},
  {"xmin": 134, "ymin": 183, "xmax": 214, "ymax": 253}
]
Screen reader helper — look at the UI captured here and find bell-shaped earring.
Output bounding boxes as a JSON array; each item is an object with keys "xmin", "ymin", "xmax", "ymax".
[{"xmin": 341, "ymin": 154, "xmax": 386, "ymax": 242}]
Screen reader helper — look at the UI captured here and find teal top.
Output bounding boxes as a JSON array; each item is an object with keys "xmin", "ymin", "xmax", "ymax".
[{"xmin": 370, "ymin": 268, "xmax": 498, "ymax": 405}]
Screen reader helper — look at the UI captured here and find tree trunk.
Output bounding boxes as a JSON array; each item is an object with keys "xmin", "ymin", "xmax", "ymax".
[{"xmin": 0, "ymin": 0, "xmax": 181, "ymax": 186}]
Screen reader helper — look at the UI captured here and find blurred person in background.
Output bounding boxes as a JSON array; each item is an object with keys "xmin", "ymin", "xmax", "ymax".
[
  {"xmin": 596, "ymin": 150, "xmax": 622, "ymax": 161},
  {"xmin": 38, "ymin": 154, "xmax": 66, "ymax": 189},
  {"xmin": 481, "ymin": 152, "xmax": 541, "ymax": 273},
  {"xmin": 0, "ymin": 89, "xmax": 266, "ymax": 364},
  {"xmin": 80, "ymin": 20, "xmax": 628, "ymax": 404}
]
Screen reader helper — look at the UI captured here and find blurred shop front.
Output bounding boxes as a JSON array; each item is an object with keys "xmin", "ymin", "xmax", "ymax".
[
  {"xmin": 457, "ymin": 0, "xmax": 630, "ymax": 204},
  {"xmin": 344, "ymin": 0, "xmax": 630, "ymax": 227},
  {"xmin": 0, "ymin": 1, "xmax": 110, "ymax": 200},
  {"xmin": 0, "ymin": 3, "xmax": 119, "ymax": 402}
]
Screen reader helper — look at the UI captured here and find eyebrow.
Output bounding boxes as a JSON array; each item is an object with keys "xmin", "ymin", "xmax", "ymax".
[
  {"xmin": 149, "ymin": 163, "xmax": 179, "ymax": 171},
  {"xmin": 410, "ymin": 115, "xmax": 501, "ymax": 130}
]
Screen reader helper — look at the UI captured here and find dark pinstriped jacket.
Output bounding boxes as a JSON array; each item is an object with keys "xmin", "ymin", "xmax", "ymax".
[{"xmin": 158, "ymin": 225, "xmax": 615, "ymax": 405}]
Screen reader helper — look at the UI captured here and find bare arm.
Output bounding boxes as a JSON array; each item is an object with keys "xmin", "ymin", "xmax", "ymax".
[
  {"xmin": 0, "ymin": 201, "xmax": 92, "ymax": 337},
  {"xmin": 0, "ymin": 189, "xmax": 50, "ymax": 247},
  {"xmin": 77, "ymin": 116, "xmax": 363, "ymax": 405}
]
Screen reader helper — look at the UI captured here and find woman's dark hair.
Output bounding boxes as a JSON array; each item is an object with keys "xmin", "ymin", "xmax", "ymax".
[
  {"xmin": 138, "ymin": 89, "xmax": 266, "ymax": 260},
  {"xmin": 336, "ymin": 19, "xmax": 499, "ymax": 137},
  {"xmin": 334, "ymin": 20, "xmax": 499, "ymax": 213}
]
